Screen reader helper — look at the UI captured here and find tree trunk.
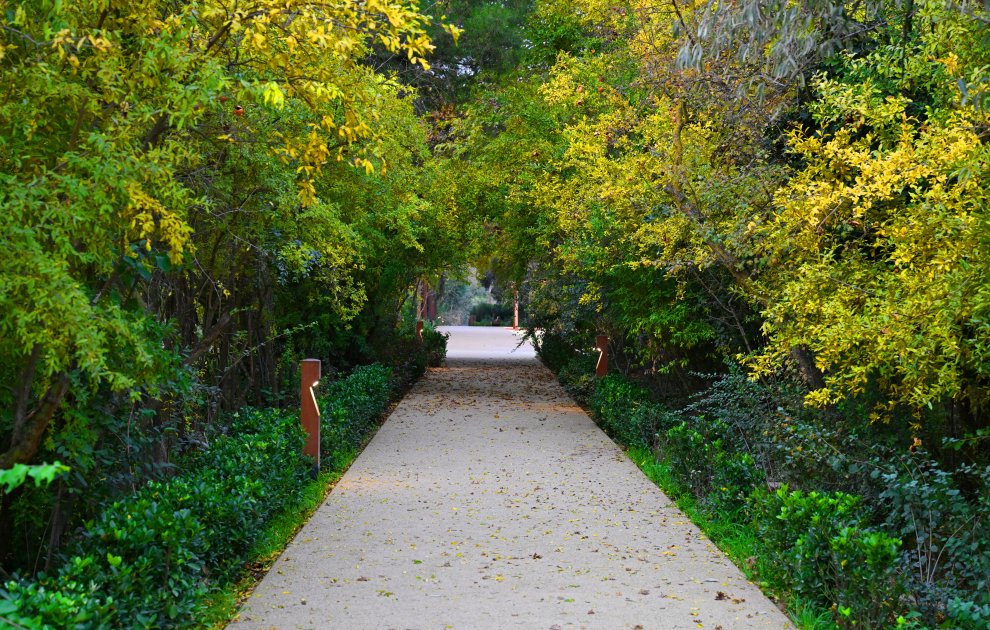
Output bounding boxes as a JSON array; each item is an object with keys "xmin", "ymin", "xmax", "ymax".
[
  {"xmin": 0, "ymin": 372, "xmax": 70, "ymax": 469},
  {"xmin": 789, "ymin": 345, "xmax": 827, "ymax": 391}
]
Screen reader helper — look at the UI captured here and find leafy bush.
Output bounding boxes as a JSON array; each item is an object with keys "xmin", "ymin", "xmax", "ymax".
[
  {"xmin": 751, "ymin": 487, "xmax": 906, "ymax": 628},
  {"xmin": 592, "ymin": 375, "xmax": 662, "ymax": 449},
  {"xmin": 878, "ymin": 457, "xmax": 990, "ymax": 629},
  {"xmin": 666, "ymin": 418, "xmax": 764, "ymax": 513},
  {"xmin": 0, "ymin": 365, "xmax": 397, "ymax": 629},
  {"xmin": 831, "ymin": 527, "xmax": 903, "ymax": 629},
  {"xmin": 369, "ymin": 325, "xmax": 448, "ymax": 381},
  {"xmin": 319, "ymin": 364, "xmax": 394, "ymax": 469},
  {"xmin": 422, "ymin": 327, "xmax": 449, "ymax": 368},
  {"xmin": 556, "ymin": 354, "xmax": 597, "ymax": 404},
  {"xmin": 752, "ymin": 487, "xmax": 865, "ymax": 603},
  {"xmin": 0, "ymin": 574, "xmax": 113, "ymax": 630},
  {"xmin": 533, "ymin": 330, "xmax": 576, "ymax": 375}
]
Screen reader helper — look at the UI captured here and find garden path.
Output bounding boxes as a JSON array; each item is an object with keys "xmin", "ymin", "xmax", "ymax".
[{"xmin": 229, "ymin": 327, "xmax": 790, "ymax": 630}]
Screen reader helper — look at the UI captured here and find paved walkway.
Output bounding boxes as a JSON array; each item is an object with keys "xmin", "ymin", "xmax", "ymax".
[{"xmin": 230, "ymin": 327, "xmax": 790, "ymax": 630}]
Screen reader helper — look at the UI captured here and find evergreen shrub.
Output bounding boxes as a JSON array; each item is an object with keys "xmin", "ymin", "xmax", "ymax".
[{"xmin": 0, "ymin": 363, "xmax": 403, "ymax": 629}]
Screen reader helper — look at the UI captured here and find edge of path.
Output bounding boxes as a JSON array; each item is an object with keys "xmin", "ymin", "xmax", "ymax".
[
  {"xmin": 540, "ymin": 356, "xmax": 806, "ymax": 627},
  {"xmin": 202, "ymin": 369, "xmax": 424, "ymax": 629}
]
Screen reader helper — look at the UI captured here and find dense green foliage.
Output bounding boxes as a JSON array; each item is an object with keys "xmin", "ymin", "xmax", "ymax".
[
  {"xmin": 0, "ymin": 363, "xmax": 403, "ymax": 629},
  {"xmin": 0, "ymin": 0, "xmax": 470, "ymax": 602},
  {"xmin": 544, "ymin": 349, "xmax": 990, "ymax": 629}
]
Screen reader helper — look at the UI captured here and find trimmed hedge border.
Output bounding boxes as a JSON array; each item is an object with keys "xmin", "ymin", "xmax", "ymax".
[{"xmin": 0, "ymin": 363, "xmax": 402, "ymax": 630}]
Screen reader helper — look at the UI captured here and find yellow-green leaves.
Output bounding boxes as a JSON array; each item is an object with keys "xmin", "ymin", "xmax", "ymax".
[
  {"xmin": 263, "ymin": 82, "xmax": 286, "ymax": 110},
  {"xmin": 749, "ymin": 13, "xmax": 990, "ymax": 412}
]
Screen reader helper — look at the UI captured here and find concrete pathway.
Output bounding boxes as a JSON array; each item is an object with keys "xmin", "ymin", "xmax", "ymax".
[{"xmin": 230, "ymin": 327, "xmax": 790, "ymax": 630}]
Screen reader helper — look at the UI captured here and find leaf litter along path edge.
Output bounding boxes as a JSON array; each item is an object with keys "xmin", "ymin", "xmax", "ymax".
[{"xmin": 228, "ymin": 327, "xmax": 790, "ymax": 630}]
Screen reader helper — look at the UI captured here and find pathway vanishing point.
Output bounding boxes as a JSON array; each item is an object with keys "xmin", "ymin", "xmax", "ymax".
[{"xmin": 229, "ymin": 327, "xmax": 791, "ymax": 630}]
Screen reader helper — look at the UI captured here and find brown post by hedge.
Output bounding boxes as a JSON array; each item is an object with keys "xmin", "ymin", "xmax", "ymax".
[
  {"xmin": 596, "ymin": 335, "xmax": 608, "ymax": 377},
  {"xmin": 300, "ymin": 359, "xmax": 321, "ymax": 479},
  {"xmin": 416, "ymin": 320, "xmax": 424, "ymax": 341}
]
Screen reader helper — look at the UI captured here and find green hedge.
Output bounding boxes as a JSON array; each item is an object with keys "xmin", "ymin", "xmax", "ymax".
[
  {"xmin": 0, "ymin": 363, "xmax": 401, "ymax": 630},
  {"xmin": 546, "ymin": 361, "xmax": 990, "ymax": 630}
]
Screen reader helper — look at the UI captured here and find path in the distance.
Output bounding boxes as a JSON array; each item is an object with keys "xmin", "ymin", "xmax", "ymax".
[{"xmin": 229, "ymin": 327, "xmax": 790, "ymax": 630}]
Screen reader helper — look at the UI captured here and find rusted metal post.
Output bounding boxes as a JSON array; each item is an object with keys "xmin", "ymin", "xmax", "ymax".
[
  {"xmin": 300, "ymin": 359, "xmax": 321, "ymax": 479},
  {"xmin": 416, "ymin": 320, "xmax": 424, "ymax": 341},
  {"xmin": 595, "ymin": 335, "xmax": 608, "ymax": 377}
]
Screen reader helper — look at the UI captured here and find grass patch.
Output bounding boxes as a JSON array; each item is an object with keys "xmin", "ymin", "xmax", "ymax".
[{"xmin": 627, "ymin": 445, "xmax": 838, "ymax": 630}]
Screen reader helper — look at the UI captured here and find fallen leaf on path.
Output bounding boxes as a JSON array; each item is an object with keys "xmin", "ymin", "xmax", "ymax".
[
  {"xmin": 356, "ymin": 577, "xmax": 369, "ymax": 581},
  {"xmin": 638, "ymin": 589, "xmax": 649, "ymax": 595},
  {"xmin": 715, "ymin": 591, "xmax": 728, "ymax": 600},
  {"xmin": 532, "ymin": 552, "xmax": 542, "ymax": 559}
]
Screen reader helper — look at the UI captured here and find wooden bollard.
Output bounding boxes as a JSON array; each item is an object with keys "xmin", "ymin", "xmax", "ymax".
[
  {"xmin": 416, "ymin": 320, "xmax": 424, "ymax": 341},
  {"xmin": 300, "ymin": 359, "xmax": 321, "ymax": 479},
  {"xmin": 596, "ymin": 335, "xmax": 608, "ymax": 377},
  {"xmin": 468, "ymin": 315, "xmax": 475, "ymax": 326},
  {"xmin": 513, "ymin": 290, "xmax": 519, "ymax": 329}
]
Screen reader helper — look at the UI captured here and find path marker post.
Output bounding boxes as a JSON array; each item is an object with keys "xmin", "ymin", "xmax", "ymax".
[
  {"xmin": 416, "ymin": 320, "xmax": 424, "ymax": 342},
  {"xmin": 300, "ymin": 359, "xmax": 321, "ymax": 479},
  {"xmin": 595, "ymin": 335, "xmax": 608, "ymax": 377}
]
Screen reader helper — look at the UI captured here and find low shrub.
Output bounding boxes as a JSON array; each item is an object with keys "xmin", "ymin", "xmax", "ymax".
[
  {"xmin": 831, "ymin": 527, "xmax": 903, "ymax": 629},
  {"xmin": 369, "ymin": 325, "xmax": 447, "ymax": 381},
  {"xmin": 751, "ymin": 487, "xmax": 865, "ymax": 603},
  {"xmin": 666, "ymin": 417, "xmax": 765, "ymax": 513},
  {"xmin": 546, "ymin": 355, "xmax": 990, "ymax": 630},
  {"xmin": 532, "ymin": 330, "xmax": 575, "ymax": 374},
  {"xmin": 319, "ymin": 363, "xmax": 394, "ymax": 470},
  {"xmin": 592, "ymin": 375, "xmax": 664, "ymax": 449},
  {"xmin": 556, "ymin": 354, "xmax": 597, "ymax": 404},
  {"xmin": 0, "ymin": 364, "xmax": 399, "ymax": 630},
  {"xmin": 0, "ymin": 574, "xmax": 112, "ymax": 630},
  {"xmin": 422, "ymin": 327, "xmax": 449, "ymax": 368}
]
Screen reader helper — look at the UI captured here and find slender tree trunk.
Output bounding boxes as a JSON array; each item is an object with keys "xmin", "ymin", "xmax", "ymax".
[{"xmin": 0, "ymin": 372, "xmax": 70, "ymax": 469}]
